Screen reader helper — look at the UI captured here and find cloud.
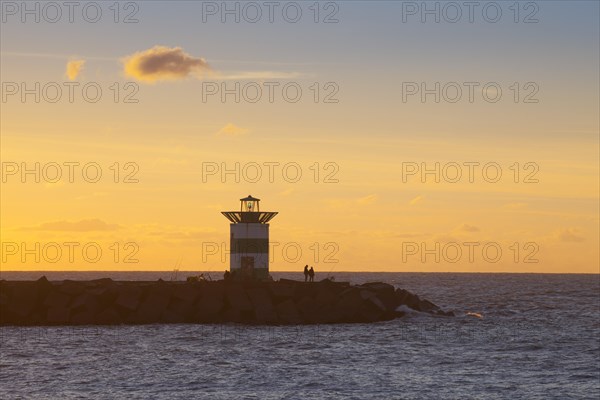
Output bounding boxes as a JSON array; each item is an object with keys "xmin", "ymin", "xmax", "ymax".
[
  {"xmin": 432, "ymin": 234, "xmax": 460, "ymax": 243},
  {"xmin": 217, "ymin": 123, "xmax": 249, "ymax": 136},
  {"xmin": 123, "ymin": 46, "xmax": 211, "ymax": 83},
  {"xmin": 75, "ymin": 192, "xmax": 109, "ymax": 201},
  {"xmin": 502, "ymin": 203, "xmax": 528, "ymax": 210},
  {"xmin": 409, "ymin": 195, "xmax": 424, "ymax": 206},
  {"xmin": 326, "ymin": 195, "xmax": 378, "ymax": 208},
  {"xmin": 357, "ymin": 194, "xmax": 377, "ymax": 205},
  {"xmin": 44, "ymin": 180, "xmax": 65, "ymax": 189},
  {"xmin": 19, "ymin": 219, "xmax": 120, "ymax": 232},
  {"xmin": 455, "ymin": 223, "xmax": 480, "ymax": 233},
  {"xmin": 555, "ymin": 228, "xmax": 585, "ymax": 243},
  {"xmin": 66, "ymin": 59, "xmax": 85, "ymax": 80},
  {"xmin": 153, "ymin": 157, "xmax": 189, "ymax": 166},
  {"xmin": 279, "ymin": 188, "xmax": 295, "ymax": 196},
  {"xmin": 215, "ymin": 71, "xmax": 304, "ymax": 80}
]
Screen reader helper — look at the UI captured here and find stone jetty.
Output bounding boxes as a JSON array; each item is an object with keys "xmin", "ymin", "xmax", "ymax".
[{"xmin": 0, "ymin": 277, "xmax": 453, "ymax": 326}]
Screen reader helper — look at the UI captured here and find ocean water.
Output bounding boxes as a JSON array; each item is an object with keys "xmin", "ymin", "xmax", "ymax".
[{"xmin": 0, "ymin": 272, "xmax": 598, "ymax": 399}]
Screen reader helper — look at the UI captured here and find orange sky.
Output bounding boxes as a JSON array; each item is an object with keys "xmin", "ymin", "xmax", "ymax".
[{"xmin": 1, "ymin": 1, "xmax": 598, "ymax": 273}]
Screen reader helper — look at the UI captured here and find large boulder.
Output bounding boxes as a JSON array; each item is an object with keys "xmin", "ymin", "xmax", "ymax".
[
  {"xmin": 171, "ymin": 283, "xmax": 201, "ymax": 303},
  {"xmin": 95, "ymin": 307, "xmax": 122, "ymax": 325},
  {"xmin": 225, "ymin": 284, "xmax": 253, "ymax": 312},
  {"xmin": 70, "ymin": 309, "xmax": 96, "ymax": 325},
  {"xmin": 115, "ymin": 285, "xmax": 142, "ymax": 312},
  {"xmin": 7, "ymin": 281, "xmax": 39, "ymax": 320},
  {"xmin": 268, "ymin": 281, "xmax": 295, "ymax": 301},
  {"xmin": 247, "ymin": 286, "xmax": 277, "ymax": 324},
  {"xmin": 43, "ymin": 290, "xmax": 71, "ymax": 310},
  {"xmin": 47, "ymin": 306, "xmax": 70, "ymax": 324},
  {"xmin": 331, "ymin": 287, "xmax": 364, "ymax": 322},
  {"xmin": 276, "ymin": 299, "xmax": 302, "ymax": 324},
  {"xmin": 58, "ymin": 280, "xmax": 85, "ymax": 296},
  {"xmin": 296, "ymin": 296, "xmax": 320, "ymax": 323},
  {"xmin": 134, "ymin": 283, "xmax": 172, "ymax": 323},
  {"xmin": 195, "ymin": 283, "xmax": 225, "ymax": 322},
  {"xmin": 70, "ymin": 292, "xmax": 101, "ymax": 315}
]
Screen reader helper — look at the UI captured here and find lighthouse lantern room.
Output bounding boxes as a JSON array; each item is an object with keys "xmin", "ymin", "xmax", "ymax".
[{"xmin": 222, "ymin": 195, "xmax": 278, "ymax": 280}]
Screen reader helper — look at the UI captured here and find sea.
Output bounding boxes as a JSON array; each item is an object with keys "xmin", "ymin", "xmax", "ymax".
[{"xmin": 0, "ymin": 272, "xmax": 598, "ymax": 400}]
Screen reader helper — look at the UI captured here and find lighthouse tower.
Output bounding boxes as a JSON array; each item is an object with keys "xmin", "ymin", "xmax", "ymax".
[{"xmin": 222, "ymin": 195, "xmax": 278, "ymax": 280}]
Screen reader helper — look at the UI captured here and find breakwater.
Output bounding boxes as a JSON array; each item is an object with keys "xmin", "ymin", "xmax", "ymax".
[{"xmin": 0, "ymin": 277, "xmax": 453, "ymax": 326}]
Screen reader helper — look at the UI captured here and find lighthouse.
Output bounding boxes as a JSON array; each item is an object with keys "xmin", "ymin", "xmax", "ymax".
[{"xmin": 222, "ymin": 195, "xmax": 278, "ymax": 280}]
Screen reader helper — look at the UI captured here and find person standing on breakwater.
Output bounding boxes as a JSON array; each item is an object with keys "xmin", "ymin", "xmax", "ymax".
[
  {"xmin": 304, "ymin": 265, "xmax": 309, "ymax": 282},
  {"xmin": 309, "ymin": 266, "xmax": 315, "ymax": 282}
]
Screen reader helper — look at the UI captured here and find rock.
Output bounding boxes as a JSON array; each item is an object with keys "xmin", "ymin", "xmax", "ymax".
[
  {"xmin": 362, "ymin": 282, "xmax": 397, "ymax": 310},
  {"xmin": 296, "ymin": 296, "xmax": 319, "ymax": 323},
  {"xmin": 314, "ymin": 286, "xmax": 336, "ymax": 307},
  {"xmin": 394, "ymin": 288, "xmax": 410, "ymax": 304},
  {"xmin": 195, "ymin": 283, "xmax": 225, "ymax": 322},
  {"xmin": 275, "ymin": 299, "xmax": 302, "ymax": 324},
  {"xmin": 90, "ymin": 278, "xmax": 114, "ymax": 287},
  {"xmin": 268, "ymin": 282, "xmax": 295, "ymax": 300},
  {"xmin": 247, "ymin": 286, "xmax": 277, "ymax": 324},
  {"xmin": 43, "ymin": 290, "xmax": 71, "ymax": 309},
  {"xmin": 0, "ymin": 279, "xmax": 451, "ymax": 325},
  {"xmin": 367, "ymin": 295, "xmax": 387, "ymax": 313},
  {"xmin": 359, "ymin": 289, "xmax": 376, "ymax": 300},
  {"xmin": 293, "ymin": 282, "xmax": 318, "ymax": 303},
  {"xmin": 58, "ymin": 280, "xmax": 85, "ymax": 296},
  {"xmin": 166, "ymin": 283, "xmax": 200, "ymax": 323},
  {"xmin": 115, "ymin": 285, "xmax": 142, "ymax": 311},
  {"xmin": 0, "ymin": 282, "xmax": 12, "ymax": 324},
  {"xmin": 70, "ymin": 310, "xmax": 96, "ymax": 325},
  {"xmin": 171, "ymin": 283, "xmax": 200, "ymax": 303},
  {"xmin": 225, "ymin": 284, "xmax": 252, "ymax": 312},
  {"xmin": 47, "ymin": 307, "xmax": 70, "ymax": 324},
  {"xmin": 361, "ymin": 282, "xmax": 395, "ymax": 293},
  {"xmin": 396, "ymin": 289, "xmax": 422, "ymax": 311},
  {"xmin": 8, "ymin": 282, "xmax": 39, "ymax": 319},
  {"xmin": 418, "ymin": 299, "xmax": 439, "ymax": 313},
  {"xmin": 70, "ymin": 292, "xmax": 101, "ymax": 315},
  {"xmin": 134, "ymin": 284, "xmax": 172, "ymax": 323},
  {"xmin": 333, "ymin": 288, "xmax": 365, "ymax": 322},
  {"xmin": 96, "ymin": 307, "xmax": 122, "ymax": 325},
  {"xmin": 165, "ymin": 298, "xmax": 195, "ymax": 323},
  {"xmin": 88, "ymin": 285, "xmax": 118, "ymax": 309}
]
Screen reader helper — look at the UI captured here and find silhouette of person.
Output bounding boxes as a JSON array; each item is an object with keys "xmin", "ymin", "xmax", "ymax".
[
  {"xmin": 309, "ymin": 266, "xmax": 315, "ymax": 282},
  {"xmin": 304, "ymin": 265, "xmax": 309, "ymax": 282}
]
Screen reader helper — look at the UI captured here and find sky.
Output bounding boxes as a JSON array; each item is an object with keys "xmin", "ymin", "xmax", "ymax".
[{"xmin": 1, "ymin": 1, "xmax": 598, "ymax": 273}]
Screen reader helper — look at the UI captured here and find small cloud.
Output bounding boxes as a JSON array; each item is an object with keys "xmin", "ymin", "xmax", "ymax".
[
  {"xmin": 433, "ymin": 234, "xmax": 460, "ymax": 244},
  {"xmin": 154, "ymin": 157, "xmax": 189, "ymax": 166},
  {"xmin": 325, "ymin": 195, "xmax": 377, "ymax": 208},
  {"xmin": 409, "ymin": 195, "xmax": 424, "ymax": 206},
  {"xmin": 279, "ymin": 188, "xmax": 295, "ymax": 196},
  {"xmin": 75, "ymin": 192, "xmax": 109, "ymax": 201},
  {"xmin": 66, "ymin": 59, "xmax": 85, "ymax": 80},
  {"xmin": 455, "ymin": 223, "xmax": 480, "ymax": 233},
  {"xmin": 217, "ymin": 123, "xmax": 249, "ymax": 136},
  {"xmin": 44, "ymin": 180, "xmax": 65, "ymax": 189},
  {"xmin": 555, "ymin": 228, "xmax": 585, "ymax": 243},
  {"xmin": 18, "ymin": 218, "xmax": 120, "ymax": 232},
  {"xmin": 123, "ymin": 46, "xmax": 211, "ymax": 83},
  {"xmin": 357, "ymin": 194, "xmax": 377, "ymax": 205},
  {"xmin": 217, "ymin": 71, "xmax": 304, "ymax": 80},
  {"xmin": 502, "ymin": 203, "xmax": 528, "ymax": 210},
  {"xmin": 394, "ymin": 232, "xmax": 425, "ymax": 238}
]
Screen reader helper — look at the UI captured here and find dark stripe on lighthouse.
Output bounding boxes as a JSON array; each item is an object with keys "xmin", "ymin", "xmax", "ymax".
[{"xmin": 231, "ymin": 238, "xmax": 269, "ymax": 254}]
